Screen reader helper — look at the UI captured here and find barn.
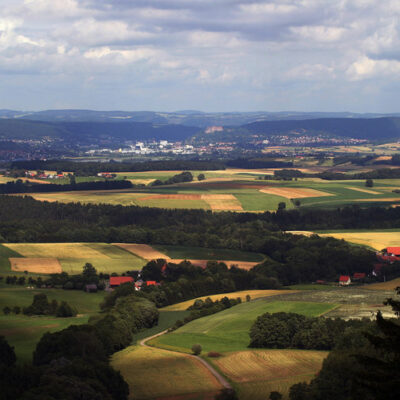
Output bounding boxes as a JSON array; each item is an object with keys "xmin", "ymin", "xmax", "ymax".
[
  {"xmin": 339, "ymin": 275, "xmax": 351, "ymax": 286},
  {"xmin": 109, "ymin": 276, "xmax": 134, "ymax": 288}
]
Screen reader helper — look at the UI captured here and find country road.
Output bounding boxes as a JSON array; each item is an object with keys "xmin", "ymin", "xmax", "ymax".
[{"xmin": 140, "ymin": 329, "xmax": 232, "ymax": 390}]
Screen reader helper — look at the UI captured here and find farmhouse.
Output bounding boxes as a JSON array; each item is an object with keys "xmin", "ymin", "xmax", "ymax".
[
  {"xmin": 109, "ymin": 276, "xmax": 134, "ymax": 288},
  {"xmin": 85, "ymin": 283, "xmax": 98, "ymax": 293},
  {"xmin": 386, "ymin": 247, "xmax": 400, "ymax": 257},
  {"xmin": 339, "ymin": 275, "xmax": 351, "ymax": 286}
]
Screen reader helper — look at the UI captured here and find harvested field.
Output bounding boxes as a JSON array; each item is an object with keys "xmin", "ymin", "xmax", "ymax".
[
  {"xmin": 112, "ymin": 345, "xmax": 222, "ymax": 400},
  {"xmin": 346, "ymin": 187, "xmax": 381, "ymax": 195},
  {"xmin": 139, "ymin": 194, "xmax": 202, "ymax": 200},
  {"xmin": 319, "ymin": 232, "xmax": 400, "ymax": 250},
  {"xmin": 365, "ymin": 277, "xmax": 400, "ymax": 291},
  {"xmin": 115, "ymin": 243, "xmax": 170, "ymax": 260},
  {"xmin": 201, "ymin": 194, "xmax": 243, "ymax": 210},
  {"xmin": 355, "ymin": 197, "xmax": 400, "ymax": 202},
  {"xmin": 259, "ymin": 187, "xmax": 333, "ymax": 199},
  {"xmin": 162, "ymin": 290, "xmax": 295, "ymax": 311},
  {"xmin": 10, "ymin": 257, "xmax": 62, "ymax": 273},
  {"xmin": 212, "ymin": 349, "xmax": 326, "ymax": 384},
  {"xmin": 5, "ymin": 243, "xmax": 106, "ymax": 259}
]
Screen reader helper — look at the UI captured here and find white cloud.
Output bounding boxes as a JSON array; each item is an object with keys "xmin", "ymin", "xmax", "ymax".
[
  {"xmin": 347, "ymin": 56, "xmax": 400, "ymax": 80},
  {"xmin": 291, "ymin": 25, "xmax": 347, "ymax": 42}
]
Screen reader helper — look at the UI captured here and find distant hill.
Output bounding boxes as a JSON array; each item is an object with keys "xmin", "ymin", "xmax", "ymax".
[
  {"xmin": 0, "ymin": 119, "xmax": 200, "ymax": 143},
  {"xmin": 2, "ymin": 109, "xmax": 400, "ymax": 128},
  {"xmin": 243, "ymin": 117, "xmax": 400, "ymax": 140}
]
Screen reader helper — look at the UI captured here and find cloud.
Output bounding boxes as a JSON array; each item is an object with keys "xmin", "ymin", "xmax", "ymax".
[{"xmin": 0, "ymin": 0, "xmax": 399, "ymax": 112}]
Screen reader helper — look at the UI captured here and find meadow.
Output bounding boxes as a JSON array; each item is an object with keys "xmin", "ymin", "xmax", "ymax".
[
  {"xmin": 0, "ymin": 285, "xmax": 105, "ymax": 362},
  {"xmin": 149, "ymin": 300, "xmax": 336, "ymax": 354}
]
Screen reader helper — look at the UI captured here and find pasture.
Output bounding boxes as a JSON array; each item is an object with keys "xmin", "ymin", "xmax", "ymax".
[
  {"xmin": 2, "ymin": 243, "xmax": 146, "ymax": 274},
  {"xmin": 0, "ymin": 286, "xmax": 105, "ymax": 362},
  {"xmin": 149, "ymin": 300, "xmax": 336, "ymax": 354},
  {"xmin": 365, "ymin": 277, "xmax": 400, "ymax": 291},
  {"xmin": 112, "ymin": 345, "xmax": 222, "ymax": 400}
]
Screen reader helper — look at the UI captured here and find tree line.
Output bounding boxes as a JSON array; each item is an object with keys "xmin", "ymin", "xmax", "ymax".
[
  {"xmin": 249, "ymin": 312, "xmax": 372, "ymax": 350},
  {"xmin": 0, "ymin": 179, "xmax": 134, "ymax": 194},
  {"xmin": 10, "ymin": 159, "xmax": 225, "ymax": 176}
]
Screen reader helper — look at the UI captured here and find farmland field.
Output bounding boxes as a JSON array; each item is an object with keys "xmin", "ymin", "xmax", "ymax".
[
  {"xmin": 318, "ymin": 231, "xmax": 400, "ymax": 251},
  {"xmin": 152, "ymin": 245, "xmax": 265, "ymax": 263},
  {"xmin": 112, "ymin": 345, "xmax": 222, "ymax": 400},
  {"xmin": 365, "ymin": 277, "xmax": 400, "ymax": 291},
  {"xmin": 2, "ymin": 243, "xmax": 146, "ymax": 274},
  {"xmin": 0, "ymin": 285, "xmax": 105, "ymax": 362},
  {"xmin": 150, "ymin": 300, "xmax": 336, "ymax": 354},
  {"xmin": 213, "ymin": 349, "xmax": 327, "ymax": 400},
  {"xmin": 161, "ymin": 290, "xmax": 294, "ymax": 311},
  {"xmin": 10, "ymin": 171, "xmax": 400, "ymax": 211}
]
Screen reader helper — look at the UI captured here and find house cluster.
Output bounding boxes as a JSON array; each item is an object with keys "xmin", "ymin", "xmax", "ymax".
[
  {"xmin": 337, "ymin": 246, "xmax": 400, "ymax": 286},
  {"xmin": 108, "ymin": 276, "xmax": 159, "ymax": 291},
  {"xmin": 25, "ymin": 171, "xmax": 64, "ymax": 179},
  {"xmin": 97, "ymin": 172, "xmax": 115, "ymax": 179}
]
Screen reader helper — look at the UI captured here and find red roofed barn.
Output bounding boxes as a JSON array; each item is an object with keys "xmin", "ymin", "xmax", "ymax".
[
  {"xmin": 339, "ymin": 275, "xmax": 351, "ymax": 286},
  {"xmin": 386, "ymin": 247, "xmax": 400, "ymax": 256},
  {"xmin": 109, "ymin": 276, "xmax": 134, "ymax": 288}
]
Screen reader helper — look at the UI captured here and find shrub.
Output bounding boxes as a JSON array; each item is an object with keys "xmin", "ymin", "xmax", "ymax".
[
  {"xmin": 3, "ymin": 306, "xmax": 11, "ymax": 315},
  {"xmin": 191, "ymin": 344, "xmax": 202, "ymax": 355}
]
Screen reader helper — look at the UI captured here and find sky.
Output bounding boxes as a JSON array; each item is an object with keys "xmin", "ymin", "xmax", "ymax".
[{"xmin": 0, "ymin": 0, "xmax": 399, "ymax": 112}]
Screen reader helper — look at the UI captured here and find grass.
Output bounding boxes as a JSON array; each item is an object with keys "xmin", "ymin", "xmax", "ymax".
[
  {"xmin": 0, "ymin": 314, "xmax": 89, "ymax": 363},
  {"xmin": 153, "ymin": 245, "xmax": 265, "ymax": 262},
  {"xmin": 112, "ymin": 345, "xmax": 222, "ymax": 400},
  {"xmin": 3, "ymin": 243, "xmax": 146, "ymax": 274},
  {"xmin": 130, "ymin": 310, "xmax": 190, "ymax": 344},
  {"xmin": 284, "ymin": 284, "xmax": 338, "ymax": 291},
  {"xmin": 150, "ymin": 300, "xmax": 336, "ymax": 354},
  {"xmin": 161, "ymin": 290, "xmax": 294, "ymax": 311},
  {"xmin": 0, "ymin": 244, "xmax": 23, "ymax": 274},
  {"xmin": 212, "ymin": 349, "xmax": 327, "ymax": 400},
  {"xmin": 0, "ymin": 286, "xmax": 105, "ymax": 363}
]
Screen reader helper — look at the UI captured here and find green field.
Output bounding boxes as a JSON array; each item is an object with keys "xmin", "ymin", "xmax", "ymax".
[
  {"xmin": 2, "ymin": 243, "xmax": 146, "ymax": 275},
  {"xmin": 150, "ymin": 300, "xmax": 336, "ymax": 354},
  {"xmin": 13, "ymin": 172, "xmax": 400, "ymax": 212},
  {"xmin": 0, "ymin": 286, "xmax": 105, "ymax": 362},
  {"xmin": 153, "ymin": 245, "xmax": 265, "ymax": 262}
]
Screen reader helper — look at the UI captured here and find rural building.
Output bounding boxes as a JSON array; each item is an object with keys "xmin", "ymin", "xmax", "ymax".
[
  {"xmin": 146, "ymin": 281, "xmax": 158, "ymax": 286},
  {"xmin": 353, "ymin": 272, "xmax": 366, "ymax": 280},
  {"xmin": 386, "ymin": 247, "xmax": 400, "ymax": 257},
  {"xmin": 339, "ymin": 275, "xmax": 351, "ymax": 286},
  {"xmin": 109, "ymin": 276, "xmax": 134, "ymax": 288}
]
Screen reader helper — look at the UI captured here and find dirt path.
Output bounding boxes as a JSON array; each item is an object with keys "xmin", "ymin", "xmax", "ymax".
[{"xmin": 140, "ymin": 330, "xmax": 232, "ymax": 390}]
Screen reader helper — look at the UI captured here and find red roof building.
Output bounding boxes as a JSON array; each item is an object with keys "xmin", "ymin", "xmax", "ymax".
[
  {"xmin": 146, "ymin": 281, "xmax": 158, "ymax": 286},
  {"xmin": 386, "ymin": 247, "xmax": 400, "ymax": 256},
  {"xmin": 353, "ymin": 272, "xmax": 366, "ymax": 280},
  {"xmin": 109, "ymin": 276, "xmax": 134, "ymax": 287},
  {"xmin": 339, "ymin": 275, "xmax": 351, "ymax": 286}
]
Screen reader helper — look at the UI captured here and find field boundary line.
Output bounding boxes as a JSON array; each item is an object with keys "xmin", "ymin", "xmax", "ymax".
[{"xmin": 141, "ymin": 330, "xmax": 232, "ymax": 390}]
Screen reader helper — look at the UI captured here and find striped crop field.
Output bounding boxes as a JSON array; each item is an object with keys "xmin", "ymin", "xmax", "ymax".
[{"xmin": 112, "ymin": 345, "xmax": 222, "ymax": 400}]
